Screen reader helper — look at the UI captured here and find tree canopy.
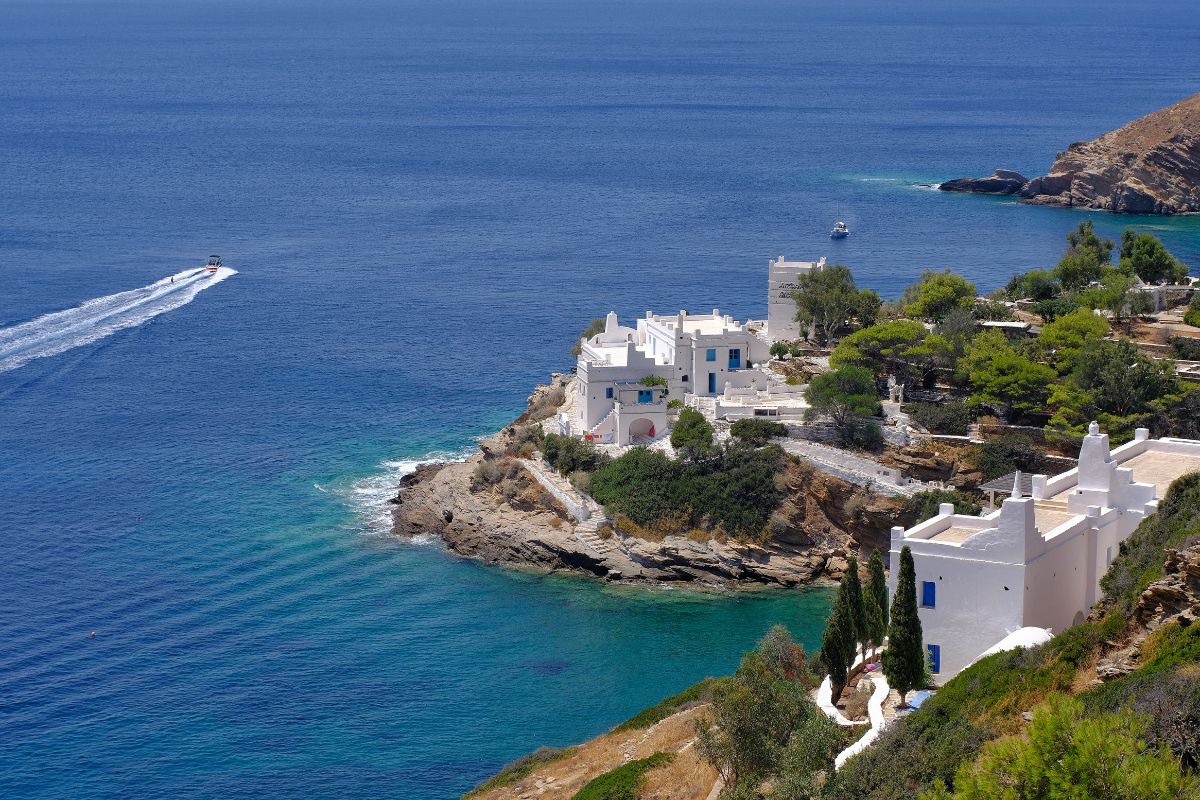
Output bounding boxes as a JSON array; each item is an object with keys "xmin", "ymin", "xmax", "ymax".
[
  {"xmin": 831, "ymin": 320, "xmax": 949, "ymax": 387},
  {"xmin": 1120, "ymin": 229, "xmax": 1188, "ymax": 285},
  {"xmin": 1037, "ymin": 308, "xmax": 1110, "ymax": 373},
  {"xmin": 961, "ymin": 332, "xmax": 1056, "ymax": 420},
  {"xmin": 804, "ymin": 366, "xmax": 882, "ymax": 446},
  {"xmin": 792, "ymin": 264, "xmax": 878, "ymax": 343},
  {"xmin": 900, "ymin": 269, "xmax": 978, "ymax": 322},
  {"xmin": 1054, "ymin": 220, "xmax": 1114, "ymax": 291}
]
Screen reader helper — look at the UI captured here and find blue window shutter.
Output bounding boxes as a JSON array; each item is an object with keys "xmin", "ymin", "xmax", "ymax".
[
  {"xmin": 927, "ymin": 644, "xmax": 940, "ymax": 673},
  {"xmin": 605, "ymin": 387, "xmax": 613, "ymax": 399},
  {"xmin": 922, "ymin": 581, "xmax": 936, "ymax": 608},
  {"xmin": 706, "ymin": 348, "xmax": 716, "ymax": 361}
]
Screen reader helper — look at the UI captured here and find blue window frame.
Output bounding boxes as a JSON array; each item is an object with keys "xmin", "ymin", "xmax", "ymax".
[
  {"xmin": 927, "ymin": 644, "xmax": 941, "ymax": 674},
  {"xmin": 605, "ymin": 387, "xmax": 614, "ymax": 399},
  {"xmin": 708, "ymin": 372, "xmax": 717, "ymax": 394},
  {"xmin": 728, "ymin": 348, "xmax": 741, "ymax": 369},
  {"xmin": 637, "ymin": 389, "xmax": 653, "ymax": 404},
  {"xmin": 921, "ymin": 581, "xmax": 936, "ymax": 608},
  {"xmin": 705, "ymin": 348, "xmax": 716, "ymax": 362}
]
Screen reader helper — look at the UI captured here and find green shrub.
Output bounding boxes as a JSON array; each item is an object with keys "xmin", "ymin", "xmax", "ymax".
[
  {"xmin": 571, "ymin": 752, "xmax": 673, "ymax": 800},
  {"xmin": 670, "ymin": 407, "xmax": 714, "ymax": 456},
  {"xmin": 1169, "ymin": 336, "xmax": 1200, "ymax": 361},
  {"xmin": 909, "ymin": 401, "xmax": 972, "ymax": 436},
  {"xmin": 903, "ymin": 490, "xmax": 981, "ymax": 524},
  {"xmin": 666, "ymin": 398, "xmax": 683, "ymax": 410},
  {"xmin": 541, "ymin": 433, "xmax": 611, "ymax": 475},
  {"xmin": 730, "ymin": 417, "xmax": 788, "ymax": 445},
  {"xmin": 974, "ymin": 434, "xmax": 1046, "ymax": 481},
  {"xmin": 587, "ymin": 444, "xmax": 785, "ymax": 538}
]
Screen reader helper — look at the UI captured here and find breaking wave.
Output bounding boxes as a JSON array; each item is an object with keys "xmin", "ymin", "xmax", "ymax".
[
  {"xmin": 342, "ymin": 450, "xmax": 472, "ymax": 534},
  {"xmin": 0, "ymin": 266, "xmax": 236, "ymax": 373}
]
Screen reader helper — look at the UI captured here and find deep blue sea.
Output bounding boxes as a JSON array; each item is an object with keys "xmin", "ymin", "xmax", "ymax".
[{"xmin": 2, "ymin": 1, "xmax": 1199, "ymax": 798}]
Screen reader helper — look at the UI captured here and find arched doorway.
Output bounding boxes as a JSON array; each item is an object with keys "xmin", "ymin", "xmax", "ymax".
[{"xmin": 628, "ymin": 418, "xmax": 655, "ymax": 443}]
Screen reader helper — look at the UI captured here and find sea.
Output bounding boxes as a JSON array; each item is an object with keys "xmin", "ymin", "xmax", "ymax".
[{"xmin": 2, "ymin": 1, "xmax": 1199, "ymax": 798}]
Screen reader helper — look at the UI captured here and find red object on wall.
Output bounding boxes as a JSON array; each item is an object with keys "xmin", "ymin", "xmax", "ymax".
[{"xmin": 648, "ymin": 425, "xmax": 656, "ymax": 438}]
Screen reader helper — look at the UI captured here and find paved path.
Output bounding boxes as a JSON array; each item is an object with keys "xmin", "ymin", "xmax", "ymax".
[{"xmin": 780, "ymin": 439, "xmax": 925, "ymax": 497}]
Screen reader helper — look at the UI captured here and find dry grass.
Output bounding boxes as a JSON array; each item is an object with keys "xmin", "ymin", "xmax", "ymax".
[{"xmin": 467, "ymin": 705, "xmax": 715, "ymax": 800}]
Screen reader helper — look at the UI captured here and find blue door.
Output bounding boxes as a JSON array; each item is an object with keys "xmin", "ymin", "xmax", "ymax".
[
  {"xmin": 728, "ymin": 348, "xmax": 741, "ymax": 369},
  {"xmin": 708, "ymin": 372, "xmax": 716, "ymax": 394},
  {"xmin": 921, "ymin": 581, "xmax": 936, "ymax": 608},
  {"xmin": 927, "ymin": 644, "xmax": 941, "ymax": 674}
]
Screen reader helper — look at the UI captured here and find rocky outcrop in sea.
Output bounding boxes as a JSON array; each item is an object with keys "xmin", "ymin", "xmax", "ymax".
[
  {"xmin": 390, "ymin": 380, "xmax": 902, "ymax": 589},
  {"xmin": 940, "ymin": 92, "xmax": 1200, "ymax": 214}
]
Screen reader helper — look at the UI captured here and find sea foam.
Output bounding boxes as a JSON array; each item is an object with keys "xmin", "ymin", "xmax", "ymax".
[{"xmin": 0, "ymin": 267, "xmax": 236, "ymax": 373}]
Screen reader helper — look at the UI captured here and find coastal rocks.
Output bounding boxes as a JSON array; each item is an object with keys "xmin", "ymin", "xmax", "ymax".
[
  {"xmin": 391, "ymin": 380, "xmax": 904, "ymax": 588},
  {"xmin": 938, "ymin": 169, "xmax": 1028, "ymax": 195},
  {"xmin": 942, "ymin": 93, "xmax": 1200, "ymax": 214}
]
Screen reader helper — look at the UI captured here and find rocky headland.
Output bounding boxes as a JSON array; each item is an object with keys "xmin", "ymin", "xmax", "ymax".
[
  {"xmin": 940, "ymin": 91, "xmax": 1200, "ymax": 214},
  {"xmin": 390, "ymin": 377, "xmax": 906, "ymax": 588}
]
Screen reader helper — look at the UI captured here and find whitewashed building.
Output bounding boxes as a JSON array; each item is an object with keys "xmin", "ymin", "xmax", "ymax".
[
  {"xmin": 890, "ymin": 423, "xmax": 1200, "ymax": 682},
  {"xmin": 767, "ymin": 255, "xmax": 825, "ymax": 342},
  {"xmin": 568, "ymin": 309, "xmax": 770, "ymax": 445}
]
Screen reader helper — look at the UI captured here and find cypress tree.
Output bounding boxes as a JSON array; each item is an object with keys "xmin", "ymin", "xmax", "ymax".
[
  {"xmin": 844, "ymin": 556, "xmax": 866, "ymax": 659},
  {"xmin": 863, "ymin": 591, "xmax": 884, "ymax": 659},
  {"xmin": 882, "ymin": 545, "xmax": 925, "ymax": 706},
  {"xmin": 867, "ymin": 550, "xmax": 889, "ymax": 640},
  {"xmin": 820, "ymin": 600, "xmax": 850, "ymax": 701}
]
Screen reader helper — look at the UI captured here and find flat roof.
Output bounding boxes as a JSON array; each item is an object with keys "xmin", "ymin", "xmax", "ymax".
[
  {"xmin": 929, "ymin": 525, "xmax": 985, "ymax": 544},
  {"xmin": 1122, "ymin": 450, "xmax": 1200, "ymax": 498}
]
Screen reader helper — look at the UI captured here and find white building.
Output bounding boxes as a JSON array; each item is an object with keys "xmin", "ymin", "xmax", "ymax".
[
  {"xmin": 767, "ymin": 255, "xmax": 825, "ymax": 342},
  {"xmin": 890, "ymin": 423, "xmax": 1200, "ymax": 682},
  {"xmin": 569, "ymin": 309, "xmax": 770, "ymax": 445}
]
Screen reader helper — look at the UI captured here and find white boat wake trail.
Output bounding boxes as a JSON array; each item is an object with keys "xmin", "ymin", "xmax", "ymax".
[{"xmin": 0, "ymin": 267, "xmax": 236, "ymax": 373}]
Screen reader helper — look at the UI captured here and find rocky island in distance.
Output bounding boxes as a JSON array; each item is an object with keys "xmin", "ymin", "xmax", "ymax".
[{"xmin": 940, "ymin": 91, "xmax": 1200, "ymax": 214}]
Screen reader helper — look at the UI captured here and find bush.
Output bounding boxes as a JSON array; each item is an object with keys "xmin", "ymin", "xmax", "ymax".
[
  {"xmin": 903, "ymin": 490, "xmax": 981, "ymax": 524},
  {"xmin": 587, "ymin": 444, "xmax": 785, "ymax": 538},
  {"xmin": 1185, "ymin": 294, "xmax": 1200, "ymax": 328},
  {"xmin": 730, "ymin": 417, "xmax": 788, "ymax": 446},
  {"xmin": 572, "ymin": 753, "xmax": 674, "ymax": 800},
  {"xmin": 770, "ymin": 341, "xmax": 791, "ymax": 358},
  {"xmin": 909, "ymin": 401, "xmax": 972, "ymax": 436},
  {"xmin": 1169, "ymin": 336, "xmax": 1200, "ymax": 361},
  {"xmin": 666, "ymin": 398, "xmax": 683, "ymax": 410},
  {"xmin": 974, "ymin": 434, "xmax": 1046, "ymax": 481},
  {"xmin": 541, "ymin": 433, "xmax": 610, "ymax": 475},
  {"xmin": 670, "ymin": 407, "xmax": 714, "ymax": 455}
]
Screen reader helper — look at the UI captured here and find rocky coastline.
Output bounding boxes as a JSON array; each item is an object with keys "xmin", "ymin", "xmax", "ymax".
[
  {"xmin": 940, "ymin": 91, "xmax": 1200, "ymax": 214},
  {"xmin": 390, "ymin": 379, "xmax": 903, "ymax": 589}
]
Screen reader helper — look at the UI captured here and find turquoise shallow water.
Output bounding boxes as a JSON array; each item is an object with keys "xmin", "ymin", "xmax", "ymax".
[{"xmin": 2, "ymin": 1, "xmax": 1200, "ymax": 798}]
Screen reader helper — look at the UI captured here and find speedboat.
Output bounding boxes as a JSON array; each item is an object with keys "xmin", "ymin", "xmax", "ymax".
[
  {"xmin": 830, "ymin": 220, "xmax": 849, "ymax": 239},
  {"xmin": 205, "ymin": 255, "xmax": 222, "ymax": 274}
]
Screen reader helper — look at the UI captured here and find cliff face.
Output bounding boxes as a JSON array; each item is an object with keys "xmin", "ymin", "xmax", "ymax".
[{"xmin": 943, "ymin": 92, "xmax": 1200, "ymax": 214}]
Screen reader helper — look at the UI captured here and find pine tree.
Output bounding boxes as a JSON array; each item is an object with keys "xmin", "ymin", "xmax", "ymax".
[
  {"xmin": 882, "ymin": 545, "xmax": 925, "ymax": 706},
  {"xmin": 844, "ymin": 556, "xmax": 866, "ymax": 658},
  {"xmin": 867, "ymin": 550, "xmax": 889, "ymax": 640}
]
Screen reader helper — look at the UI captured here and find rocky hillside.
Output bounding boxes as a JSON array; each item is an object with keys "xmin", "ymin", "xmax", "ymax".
[
  {"xmin": 390, "ymin": 380, "xmax": 904, "ymax": 588},
  {"xmin": 465, "ymin": 473, "xmax": 1200, "ymax": 799},
  {"xmin": 942, "ymin": 92, "xmax": 1200, "ymax": 214}
]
